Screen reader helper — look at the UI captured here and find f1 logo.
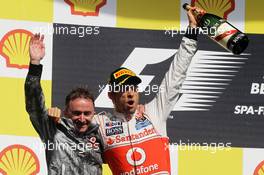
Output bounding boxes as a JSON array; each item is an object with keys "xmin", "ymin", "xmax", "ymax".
[{"xmin": 95, "ymin": 47, "xmax": 177, "ymax": 108}]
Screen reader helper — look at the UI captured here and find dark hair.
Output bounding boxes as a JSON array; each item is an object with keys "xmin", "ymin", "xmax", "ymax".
[{"xmin": 65, "ymin": 87, "xmax": 95, "ymax": 110}]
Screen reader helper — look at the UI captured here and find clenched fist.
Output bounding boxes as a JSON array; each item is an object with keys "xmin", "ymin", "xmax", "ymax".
[{"xmin": 48, "ymin": 107, "xmax": 61, "ymax": 123}]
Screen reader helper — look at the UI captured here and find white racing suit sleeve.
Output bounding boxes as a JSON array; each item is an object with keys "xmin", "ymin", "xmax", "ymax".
[{"xmin": 145, "ymin": 36, "xmax": 198, "ymax": 135}]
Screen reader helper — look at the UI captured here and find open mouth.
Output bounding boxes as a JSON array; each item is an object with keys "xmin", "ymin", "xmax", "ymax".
[{"xmin": 127, "ymin": 100, "xmax": 134, "ymax": 106}]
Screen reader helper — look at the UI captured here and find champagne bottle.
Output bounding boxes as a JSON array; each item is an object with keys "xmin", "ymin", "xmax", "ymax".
[{"xmin": 183, "ymin": 3, "xmax": 249, "ymax": 55}]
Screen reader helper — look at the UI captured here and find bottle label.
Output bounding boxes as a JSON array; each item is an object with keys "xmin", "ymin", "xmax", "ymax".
[
  {"xmin": 200, "ymin": 14, "xmax": 222, "ymax": 37},
  {"xmin": 213, "ymin": 22, "xmax": 238, "ymax": 48}
]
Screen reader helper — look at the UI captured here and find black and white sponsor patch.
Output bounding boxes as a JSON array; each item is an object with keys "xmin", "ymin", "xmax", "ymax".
[
  {"xmin": 105, "ymin": 121, "xmax": 122, "ymax": 128},
  {"xmin": 105, "ymin": 121, "xmax": 124, "ymax": 136},
  {"xmin": 105, "ymin": 126, "xmax": 124, "ymax": 136}
]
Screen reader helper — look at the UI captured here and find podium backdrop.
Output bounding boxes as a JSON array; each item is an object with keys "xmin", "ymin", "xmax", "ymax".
[{"xmin": 0, "ymin": 0, "xmax": 264, "ymax": 175}]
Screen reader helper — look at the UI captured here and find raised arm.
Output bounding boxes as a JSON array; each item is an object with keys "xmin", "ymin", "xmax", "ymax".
[
  {"xmin": 25, "ymin": 34, "xmax": 56, "ymax": 141},
  {"xmin": 146, "ymin": 7, "xmax": 205, "ymax": 121}
]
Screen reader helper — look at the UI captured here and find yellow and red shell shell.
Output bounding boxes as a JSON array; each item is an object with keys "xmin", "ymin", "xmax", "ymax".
[
  {"xmin": 191, "ymin": 0, "xmax": 235, "ymax": 19},
  {"xmin": 0, "ymin": 29, "xmax": 33, "ymax": 69},
  {"xmin": 0, "ymin": 144, "xmax": 40, "ymax": 175},
  {"xmin": 65, "ymin": 0, "xmax": 107, "ymax": 16}
]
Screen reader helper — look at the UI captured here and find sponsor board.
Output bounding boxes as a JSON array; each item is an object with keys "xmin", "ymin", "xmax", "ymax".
[
  {"xmin": 0, "ymin": 135, "xmax": 47, "ymax": 174},
  {"xmin": 0, "ymin": 144, "xmax": 40, "ymax": 175},
  {"xmin": 0, "ymin": 19, "xmax": 53, "ymax": 80},
  {"xmin": 52, "ymin": 24, "xmax": 264, "ymax": 147},
  {"xmin": 254, "ymin": 161, "xmax": 264, "ymax": 175},
  {"xmin": 243, "ymin": 148, "xmax": 264, "ymax": 175},
  {"xmin": 233, "ymin": 81, "xmax": 264, "ymax": 117},
  {"xmin": 54, "ymin": 0, "xmax": 116, "ymax": 27},
  {"xmin": 64, "ymin": 0, "xmax": 106, "ymax": 16}
]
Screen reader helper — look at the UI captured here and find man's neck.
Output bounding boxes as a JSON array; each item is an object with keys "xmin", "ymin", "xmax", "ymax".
[{"xmin": 115, "ymin": 110, "xmax": 135, "ymax": 121}]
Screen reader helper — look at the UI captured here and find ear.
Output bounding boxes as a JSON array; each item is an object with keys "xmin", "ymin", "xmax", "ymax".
[{"xmin": 64, "ymin": 109, "xmax": 70, "ymax": 118}]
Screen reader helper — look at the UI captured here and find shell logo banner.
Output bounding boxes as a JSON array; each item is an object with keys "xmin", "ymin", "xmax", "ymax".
[
  {"xmin": 243, "ymin": 148, "xmax": 264, "ymax": 175},
  {"xmin": 0, "ymin": 135, "xmax": 47, "ymax": 174},
  {"xmin": 191, "ymin": 0, "xmax": 235, "ymax": 19},
  {"xmin": 0, "ymin": 29, "xmax": 33, "ymax": 69},
  {"xmin": 65, "ymin": 0, "xmax": 107, "ymax": 16},
  {"xmin": 0, "ymin": 20, "xmax": 53, "ymax": 138},
  {"xmin": 0, "ymin": 20, "xmax": 53, "ymax": 80},
  {"xmin": 254, "ymin": 161, "xmax": 264, "ymax": 175},
  {"xmin": 54, "ymin": 0, "xmax": 116, "ymax": 27},
  {"xmin": 0, "ymin": 144, "xmax": 40, "ymax": 175}
]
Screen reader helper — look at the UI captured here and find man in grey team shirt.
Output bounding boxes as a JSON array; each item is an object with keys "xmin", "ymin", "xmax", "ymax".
[{"xmin": 25, "ymin": 34, "xmax": 103, "ymax": 174}]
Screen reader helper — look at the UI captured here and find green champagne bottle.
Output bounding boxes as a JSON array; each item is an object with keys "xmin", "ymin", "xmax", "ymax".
[{"xmin": 183, "ymin": 3, "xmax": 249, "ymax": 55}]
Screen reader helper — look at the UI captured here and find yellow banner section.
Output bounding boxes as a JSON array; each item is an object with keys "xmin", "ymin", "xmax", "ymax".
[
  {"xmin": 0, "ymin": 0, "xmax": 53, "ymax": 22},
  {"xmin": 103, "ymin": 164, "xmax": 112, "ymax": 175},
  {"xmin": 117, "ymin": 0, "xmax": 181, "ymax": 30},
  {"xmin": 245, "ymin": 0, "xmax": 264, "ymax": 34},
  {"xmin": 0, "ymin": 78, "xmax": 51, "ymax": 136},
  {"xmin": 178, "ymin": 146, "xmax": 243, "ymax": 175}
]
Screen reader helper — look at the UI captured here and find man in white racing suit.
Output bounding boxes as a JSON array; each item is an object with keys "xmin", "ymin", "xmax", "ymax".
[
  {"xmin": 47, "ymin": 6, "xmax": 203, "ymax": 175},
  {"xmin": 93, "ymin": 6, "xmax": 204, "ymax": 175}
]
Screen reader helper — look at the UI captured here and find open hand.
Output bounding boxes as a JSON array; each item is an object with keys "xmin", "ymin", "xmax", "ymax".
[{"xmin": 29, "ymin": 33, "xmax": 45, "ymax": 65}]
